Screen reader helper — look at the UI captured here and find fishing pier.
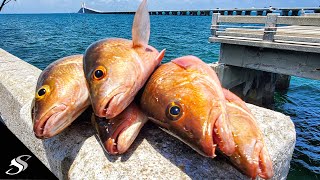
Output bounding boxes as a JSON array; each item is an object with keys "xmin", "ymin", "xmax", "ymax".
[
  {"xmin": 78, "ymin": 3, "xmax": 320, "ymax": 17},
  {"xmin": 209, "ymin": 13, "xmax": 320, "ymax": 106}
]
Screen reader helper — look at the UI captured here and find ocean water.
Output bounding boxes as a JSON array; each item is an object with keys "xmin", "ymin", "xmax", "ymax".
[{"xmin": 0, "ymin": 14, "xmax": 319, "ymax": 179}]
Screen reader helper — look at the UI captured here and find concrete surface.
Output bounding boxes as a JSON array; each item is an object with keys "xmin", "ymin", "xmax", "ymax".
[{"xmin": 0, "ymin": 49, "xmax": 296, "ymax": 179}]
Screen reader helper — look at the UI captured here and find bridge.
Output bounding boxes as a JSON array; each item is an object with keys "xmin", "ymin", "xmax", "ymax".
[{"xmin": 78, "ymin": 3, "xmax": 320, "ymax": 16}]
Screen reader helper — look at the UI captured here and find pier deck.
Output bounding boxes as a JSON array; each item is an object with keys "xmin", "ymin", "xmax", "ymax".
[
  {"xmin": 208, "ymin": 13, "xmax": 320, "ymax": 106},
  {"xmin": 209, "ymin": 13, "xmax": 320, "ymax": 80}
]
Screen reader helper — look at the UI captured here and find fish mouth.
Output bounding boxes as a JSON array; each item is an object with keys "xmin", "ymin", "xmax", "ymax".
[
  {"xmin": 33, "ymin": 104, "xmax": 68, "ymax": 139},
  {"xmin": 93, "ymin": 109, "xmax": 147, "ymax": 155},
  {"xmin": 211, "ymin": 113, "xmax": 235, "ymax": 156},
  {"xmin": 105, "ymin": 118, "xmax": 135, "ymax": 155},
  {"xmin": 97, "ymin": 91, "xmax": 126, "ymax": 118}
]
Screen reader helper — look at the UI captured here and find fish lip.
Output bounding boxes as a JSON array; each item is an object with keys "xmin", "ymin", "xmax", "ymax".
[
  {"xmin": 104, "ymin": 117, "xmax": 136, "ymax": 155},
  {"xmin": 97, "ymin": 91, "xmax": 126, "ymax": 118},
  {"xmin": 208, "ymin": 106, "xmax": 219, "ymax": 157},
  {"xmin": 33, "ymin": 104, "xmax": 67, "ymax": 139}
]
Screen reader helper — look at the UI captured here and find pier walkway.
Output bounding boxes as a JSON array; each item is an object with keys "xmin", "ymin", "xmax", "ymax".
[{"xmin": 208, "ymin": 13, "xmax": 320, "ymax": 106}]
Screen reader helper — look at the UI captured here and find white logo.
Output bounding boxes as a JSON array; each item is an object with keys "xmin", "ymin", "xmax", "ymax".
[{"xmin": 5, "ymin": 155, "xmax": 32, "ymax": 175}]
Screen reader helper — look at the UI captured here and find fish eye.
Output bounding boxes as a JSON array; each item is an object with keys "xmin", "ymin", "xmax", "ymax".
[
  {"xmin": 166, "ymin": 102, "xmax": 183, "ymax": 121},
  {"xmin": 38, "ymin": 88, "xmax": 46, "ymax": 96},
  {"xmin": 36, "ymin": 85, "xmax": 50, "ymax": 100},
  {"xmin": 93, "ymin": 66, "xmax": 107, "ymax": 80}
]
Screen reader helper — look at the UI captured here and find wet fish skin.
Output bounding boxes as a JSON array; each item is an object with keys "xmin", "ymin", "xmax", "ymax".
[
  {"xmin": 83, "ymin": 0, "xmax": 165, "ymax": 119},
  {"xmin": 92, "ymin": 102, "xmax": 148, "ymax": 155},
  {"xmin": 32, "ymin": 55, "xmax": 90, "ymax": 139},
  {"xmin": 140, "ymin": 55, "xmax": 235, "ymax": 158},
  {"xmin": 223, "ymin": 89, "xmax": 274, "ymax": 179}
]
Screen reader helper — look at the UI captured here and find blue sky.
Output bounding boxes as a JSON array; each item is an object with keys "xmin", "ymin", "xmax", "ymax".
[{"xmin": 2, "ymin": 0, "xmax": 320, "ymax": 13}]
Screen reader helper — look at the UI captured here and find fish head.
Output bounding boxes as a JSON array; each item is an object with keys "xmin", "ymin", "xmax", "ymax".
[
  {"xmin": 141, "ymin": 56, "xmax": 235, "ymax": 157},
  {"xmin": 83, "ymin": 0, "xmax": 165, "ymax": 119},
  {"xmin": 32, "ymin": 55, "xmax": 90, "ymax": 139},
  {"xmin": 84, "ymin": 38, "xmax": 145, "ymax": 118}
]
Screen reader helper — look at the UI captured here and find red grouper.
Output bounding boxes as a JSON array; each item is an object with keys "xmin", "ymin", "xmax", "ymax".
[
  {"xmin": 140, "ymin": 56, "xmax": 274, "ymax": 179},
  {"xmin": 32, "ymin": 55, "xmax": 148, "ymax": 155},
  {"xmin": 32, "ymin": 55, "xmax": 90, "ymax": 139},
  {"xmin": 83, "ymin": 0, "xmax": 165, "ymax": 119}
]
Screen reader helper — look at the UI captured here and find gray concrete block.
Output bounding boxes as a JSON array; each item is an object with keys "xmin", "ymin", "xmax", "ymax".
[{"xmin": 0, "ymin": 49, "xmax": 296, "ymax": 179}]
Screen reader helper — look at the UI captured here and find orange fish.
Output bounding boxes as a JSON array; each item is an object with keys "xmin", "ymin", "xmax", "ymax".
[
  {"xmin": 32, "ymin": 55, "xmax": 148, "ymax": 154},
  {"xmin": 223, "ymin": 89, "xmax": 274, "ymax": 179},
  {"xmin": 92, "ymin": 102, "xmax": 148, "ymax": 155},
  {"xmin": 83, "ymin": 0, "xmax": 165, "ymax": 119},
  {"xmin": 32, "ymin": 55, "xmax": 90, "ymax": 139},
  {"xmin": 140, "ymin": 55, "xmax": 273, "ymax": 179},
  {"xmin": 141, "ymin": 56, "xmax": 235, "ymax": 157}
]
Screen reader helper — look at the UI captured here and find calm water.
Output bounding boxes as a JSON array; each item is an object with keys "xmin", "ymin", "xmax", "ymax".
[{"xmin": 0, "ymin": 14, "xmax": 319, "ymax": 179}]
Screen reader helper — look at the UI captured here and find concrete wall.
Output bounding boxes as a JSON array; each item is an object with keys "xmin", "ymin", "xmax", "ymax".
[{"xmin": 0, "ymin": 49, "xmax": 296, "ymax": 180}]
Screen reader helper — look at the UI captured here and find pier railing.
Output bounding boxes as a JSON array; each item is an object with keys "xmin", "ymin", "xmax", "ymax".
[
  {"xmin": 210, "ymin": 13, "xmax": 320, "ymax": 51},
  {"xmin": 209, "ymin": 13, "xmax": 320, "ymax": 80}
]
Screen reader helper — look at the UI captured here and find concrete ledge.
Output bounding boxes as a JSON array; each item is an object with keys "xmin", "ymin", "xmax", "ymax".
[{"xmin": 0, "ymin": 49, "xmax": 296, "ymax": 179}]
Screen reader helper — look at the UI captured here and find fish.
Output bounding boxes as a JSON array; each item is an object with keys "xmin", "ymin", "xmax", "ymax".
[
  {"xmin": 140, "ymin": 55, "xmax": 235, "ymax": 157},
  {"xmin": 32, "ymin": 55, "xmax": 148, "ymax": 155},
  {"xmin": 32, "ymin": 55, "xmax": 90, "ymax": 139},
  {"xmin": 83, "ymin": 0, "xmax": 165, "ymax": 119},
  {"xmin": 140, "ymin": 55, "xmax": 273, "ymax": 179},
  {"xmin": 92, "ymin": 102, "xmax": 148, "ymax": 155},
  {"xmin": 223, "ymin": 89, "xmax": 274, "ymax": 179}
]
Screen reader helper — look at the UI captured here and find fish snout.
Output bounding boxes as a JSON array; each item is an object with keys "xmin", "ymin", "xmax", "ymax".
[
  {"xmin": 33, "ymin": 104, "xmax": 67, "ymax": 139},
  {"xmin": 92, "ymin": 103, "xmax": 148, "ymax": 155},
  {"xmin": 257, "ymin": 144, "xmax": 274, "ymax": 179},
  {"xmin": 93, "ymin": 91, "xmax": 130, "ymax": 119}
]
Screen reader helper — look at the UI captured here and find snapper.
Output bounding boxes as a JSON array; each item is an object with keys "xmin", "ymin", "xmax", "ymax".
[
  {"xmin": 83, "ymin": 0, "xmax": 165, "ymax": 119},
  {"xmin": 140, "ymin": 55, "xmax": 273, "ymax": 179},
  {"xmin": 141, "ymin": 55, "xmax": 235, "ymax": 157},
  {"xmin": 32, "ymin": 55, "xmax": 148, "ymax": 155},
  {"xmin": 32, "ymin": 55, "xmax": 90, "ymax": 139}
]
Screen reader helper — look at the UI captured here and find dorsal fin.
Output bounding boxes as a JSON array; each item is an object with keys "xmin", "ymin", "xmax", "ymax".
[
  {"xmin": 172, "ymin": 55, "xmax": 203, "ymax": 70},
  {"xmin": 172, "ymin": 56, "xmax": 222, "ymax": 86},
  {"xmin": 132, "ymin": 0, "xmax": 150, "ymax": 48}
]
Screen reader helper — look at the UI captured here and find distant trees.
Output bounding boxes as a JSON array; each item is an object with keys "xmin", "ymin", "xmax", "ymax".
[{"xmin": 0, "ymin": 0, "xmax": 16, "ymax": 12}]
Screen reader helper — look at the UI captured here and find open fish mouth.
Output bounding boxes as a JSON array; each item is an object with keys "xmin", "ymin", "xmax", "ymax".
[
  {"xmin": 33, "ymin": 104, "xmax": 67, "ymax": 139},
  {"xmin": 93, "ymin": 110, "xmax": 147, "ymax": 155},
  {"xmin": 105, "ymin": 118, "xmax": 134, "ymax": 155}
]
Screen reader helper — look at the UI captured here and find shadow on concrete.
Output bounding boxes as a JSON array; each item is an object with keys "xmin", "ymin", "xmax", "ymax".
[
  {"xmin": 40, "ymin": 107, "xmax": 145, "ymax": 179},
  {"xmin": 142, "ymin": 122, "xmax": 245, "ymax": 179}
]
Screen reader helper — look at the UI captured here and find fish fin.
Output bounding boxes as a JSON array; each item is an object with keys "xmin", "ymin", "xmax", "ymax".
[
  {"xmin": 172, "ymin": 55, "xmax": 222, "ymax": 86},
  {"xmin": 171, "ymin": 55, "xmax": 203, "ymax": 69},
  {"xmin": 223, "ymin": 88, "xmax": 252, "ymax": 113},
  {"xmin": 132, "ymin": 0, "xmax": 150, "ymax": 48},
  {"xmin": 155, "ymin": 49, "xmax": 166, "ymax": 65}
]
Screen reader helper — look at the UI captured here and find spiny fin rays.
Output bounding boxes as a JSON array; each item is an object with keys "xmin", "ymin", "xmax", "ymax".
[{"xmin": 132, "ymin": 0, "xmax": 150, "ymax": 48}]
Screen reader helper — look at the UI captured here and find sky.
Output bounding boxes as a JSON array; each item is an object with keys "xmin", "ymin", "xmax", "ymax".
[{"xmin": 2, "ymin": 0, "xmax": 320, "ymax": 14}]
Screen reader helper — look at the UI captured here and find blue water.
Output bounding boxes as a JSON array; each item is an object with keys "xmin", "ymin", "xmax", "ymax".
[{"xmin": 0, "ymin": 14, "xmax": 319, "ymax": 179}]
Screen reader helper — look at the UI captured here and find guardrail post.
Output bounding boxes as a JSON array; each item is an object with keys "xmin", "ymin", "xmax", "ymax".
[
  {"xmin": 263, "ymin": 13, "xmax": 278, "ymax": 41},
  {"xmin": 211, "ymin": 13, "xmax": 220, "ymax": 37}
]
